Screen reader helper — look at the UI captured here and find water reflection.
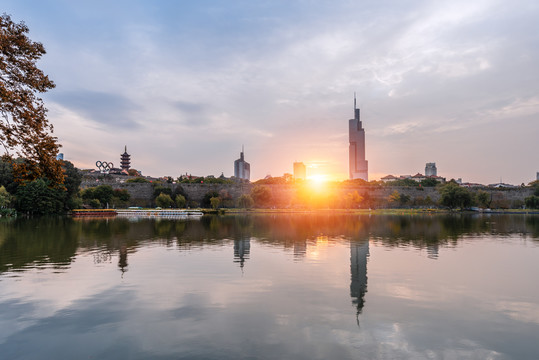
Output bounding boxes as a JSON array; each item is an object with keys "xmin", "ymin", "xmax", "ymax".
[
  {"xmin": 233, "ymin": 238, "xmax": 250, "ymax": 269},
  {"xmin": 0, "ymin": 214, "xmax": 538, "ymax": 359},
  {"xmin": 350, "ymin": 240, "xmax": 368, "ymax": 320},
  {"xmin": 0, "ymin": 214, "xmax": 538, "ymax": 275}
]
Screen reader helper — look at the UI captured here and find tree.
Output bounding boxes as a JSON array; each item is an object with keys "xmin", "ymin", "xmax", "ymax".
[
  {"xmin": 15, "ymin": 178, "xmax": 64, "ymax": 215},
  {"xmin": 438, "ymin": 182, "xmax": 472, "ymax": 209},
  {"xmin": 399, "ymin": 193, "xmax": 411, "ymax": 206},
  {"xmin": 420, "ymin": 178, "xmax": 439, "ymax": 187},
  {"xmin": 81, "ymin": 185, "xmax": 114, "ymax": 208},
  {"xmin": 127, "ymin": 169, "xmax": 140, "ymax": 177},
  {"xmin": 525, "ymin": 195, "xmax": 539, "ymax": 209},
  {"xmin": 175, "ymin": 194, "xmax": 186, "ymax": 208},
  {"xmin": 153, "ymin": 185, "xmax": 172, "ymax": 198},
  {"xmin": 388, "ymin": 190, "xmax": 400, "ymax": 206},
  {"xmin": 251, "ymin": 185, "xmax": 272, "ymax": 207},
  {"xmin": 201, "ymin": 191, "xmax": 219, "ymax": 208},
  {"xmin": 476, "ymin": 190, "xmax": 491, "ymax": 208},
  {"xmin": 346, "ymin": 191, "xmax": 363, "ymax": 209},
  {"xmin": 155, "ymin": 193, "xmax": 174, "ymax": 208},
  {"xmin": 1, "ymin": 14, "xmax": 64, "ymax": 186},
  {"xmin": 237, "ymin": 194, "xmax": 254, "ymax": 208},
  {"xmin": 210, "ymin": 196, "xmax": 220, "ymax": 209},
  {"xmin": 0, "ymin": 185, "xmax": 11, "ymax": 207},
  {"xmin": 62, "ymin": 160, "xmax": 82, "ymax": 209}
]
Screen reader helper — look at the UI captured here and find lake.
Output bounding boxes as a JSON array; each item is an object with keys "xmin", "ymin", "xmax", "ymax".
[{"xmin": 0, "ymin": 214, "xmax": 538, "ymax": 359}]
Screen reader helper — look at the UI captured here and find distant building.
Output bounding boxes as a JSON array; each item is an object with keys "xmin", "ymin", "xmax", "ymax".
[
  {"xmin": 56, "ymin": 153, "xmax": 64, "ymax": 161},
  {"xmin": 425, "ymin": 163, "xmax": 437, "ymax": 177},
  {"xmin": 349, "ymin": 95, "xmax": 368, "ymax": 181},
  {"xmin": 381, "ymin": 175, "xmax": 398, "ymax": 183},
  {"xmin": 120, "ymin": 146, "xmax": 131, "ymax": 171},
  {"xmin": 537, "ymin": 172, "xmax": 539, "ymax": 181},
  {"xmin": 293, "ymin": 162, "xmax": 306, "ymax": 180},
  {"xmin": 234, "ymin": 147, "xmax": 250, "ymax": 181},
  {"xmin": 411, "ymin": 173, "xmax": 426, "ymax": 182}
]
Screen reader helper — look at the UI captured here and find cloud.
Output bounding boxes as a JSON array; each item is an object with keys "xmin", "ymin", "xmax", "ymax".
[{"xmin": 50, "ymin": 90, "xmax": 141, "ymax": 129}]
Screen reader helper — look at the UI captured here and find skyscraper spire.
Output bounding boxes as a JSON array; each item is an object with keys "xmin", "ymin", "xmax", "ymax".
[{"xmin": 349, "ymin": 94, "xmax": 368, "ymax": 181}]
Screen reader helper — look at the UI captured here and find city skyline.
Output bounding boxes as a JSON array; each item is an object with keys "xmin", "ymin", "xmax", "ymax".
[{"xmin": 3, "ymin": 1, "xmax": 538, "ymax": 184}]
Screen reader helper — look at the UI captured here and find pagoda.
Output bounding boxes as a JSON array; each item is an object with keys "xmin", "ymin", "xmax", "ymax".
[{"xmin": 120, "ymin": 146, "xmax": 131, "ymax": 171}]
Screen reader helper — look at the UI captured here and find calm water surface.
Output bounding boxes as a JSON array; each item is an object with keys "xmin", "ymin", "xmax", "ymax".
[{"xmin": 0, "ymin": 214, "xmax": 538, "ymax": 359}]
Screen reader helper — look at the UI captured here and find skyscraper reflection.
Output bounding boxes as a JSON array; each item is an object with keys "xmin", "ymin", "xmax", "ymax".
[
  {"xmin": 350, "ymin": 239, "xmax": 369, "ymax": 321},
  {"xmin": 233, "ymin": 238, "xmax": 251, "ymax": 270}
]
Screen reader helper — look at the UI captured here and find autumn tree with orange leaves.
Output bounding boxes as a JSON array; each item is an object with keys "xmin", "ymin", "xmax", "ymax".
[{"xmin": 0, "ymin": 13, "xmax": 64, "ymax": 187}]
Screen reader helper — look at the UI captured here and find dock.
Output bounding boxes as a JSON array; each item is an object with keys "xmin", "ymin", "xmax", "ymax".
[{"xmin": 116, "ymin": 209, "xmax": 204, "ymax": 218}]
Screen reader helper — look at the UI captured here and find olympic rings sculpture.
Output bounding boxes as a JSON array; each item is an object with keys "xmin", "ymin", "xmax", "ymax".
[{"xmin": 96, "ymin": 161, "xmax": 114, "ymax": 173}]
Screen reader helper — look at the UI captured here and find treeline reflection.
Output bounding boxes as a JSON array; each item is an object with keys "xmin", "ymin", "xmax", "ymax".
[{"xmin": 0, "ymin": 214, "xmax": 538, "ymax": 274}]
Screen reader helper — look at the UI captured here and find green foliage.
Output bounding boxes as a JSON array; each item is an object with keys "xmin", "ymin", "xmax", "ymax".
[
  {"xmin": 153, "ymin": 185, "xmax": 172, "ymax": 199},
  {"xmin": 399, "ymin": 193, "xmax": 411, "ymax": 206},
  {"xmin": 0, "ymin": 207, "xmax": 16, "ymax": 217},
  {"xmin": 476, "ymin": 190, "xmax": 491, "ymax": 208},
  {"xmin": 175, "ymin": 194, "xmax": 186, "ymax": 208},
  {"xmin": 61, "ymin": 160, "xmax": 82, "ymax": 210},
  {"xmin": 254, "ymin": 176, "xmax": 290, "ymax": 185},
  {"xmin": 346, "ymin": 191, "xmax": 363, "ymax": 209},
  {"xmin": 114, "ymin": 189, "xmax": 130, "ymax": 202},
  {"xmin": 251, "ymin": 185, "xmax": 272, "ymax": 207},
  {"xmin": 525, "ymin": 195, "xmax": 539, "ymax": 209},
  {"xmin": 92, "ymin": 185, "xmax": 114, "ymax": 206},
  {"xmin": 15, "ymin": 179, "xmax": 65, "ymax": 215},
  {"xmin": 81, "ymin": 185, "xmax": 117, "ymax": 208},
  {"xmin": 126, "ymin": 177, "xmax": 150, "ymax": 183},
  {"xmin": 178, "ymin": 176, "xmax": 233, "ymax": 184},
  {"xmin": 110, "ymin": 189, "xmax": 130, "ymax": 208},
  {"xmin": 155, "ymin": 193, "xmax": 174, "ymax": 208},
  {"xmin": 341, "ymin": 178, "xmax": 370, "ymax": 186},
  {"xmin": 201, "ymin": 191, "xmax": 219, "ymax": 208},
  {"xmin": 0, "ymin": 158, "xmax": 18, "ymax": 194},
  {"xmin": 210, "ymin": 196, "xmax": 220, "ymax": 210},
  {"xmin": 388, "ymin": 190, "xmax": 400, "ymax": 204},
  {"xmin": 384, "ymin": 178, "xmax": 419, "ymax": 187},
  {"xmin": 0, "ymin": 185, "xmax": 12, "ymax": 208},
  {"xmin": 237, "ymin": 194, "xmax": 254, "ymax": 208},
  {"xmin": 88, "ymin": 198, "xmax": 101, "ymax": 209},
  {"xmin": 420, "ymin": 178, "xmax": 439, "ymax": 187},
  {"xmin": 438, "ymin": 182, "xmax": 473, "ymax": 209}
]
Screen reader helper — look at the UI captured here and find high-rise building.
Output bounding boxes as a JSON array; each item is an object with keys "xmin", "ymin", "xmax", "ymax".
[
  {"xmin": 293, "ymin": 162, "xmax": 306, "ymax": 180},
  {"xmin": 56, "ymin": 153, "xmax": 64, "ymax": 161},
  {"xmin": 349, "ymin": 96, "xmax": 368, "ymax": 180},
  {"xmin": 120, "ymin": 146, "xmax": 130, "ymax": 171},
  {"xmin": 536, "ymin": 172, "xmax": 539, "ymax": 181},
  {"xmin": 425, "ymin": 162, "xmax": 437, "ymax": 177},
  {"xmin": 234, "ymin": 147, "xmax": 250, "ymax": 181}
]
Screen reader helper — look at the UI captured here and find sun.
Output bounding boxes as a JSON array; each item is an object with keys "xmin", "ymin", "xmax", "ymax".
[
  {"xmin": 308, "ymin": 174, "xmax": 329, "ymax": 184},
  {"xmin": 306, "ymin": 174, "xmax": 330, "ymax": 192}
]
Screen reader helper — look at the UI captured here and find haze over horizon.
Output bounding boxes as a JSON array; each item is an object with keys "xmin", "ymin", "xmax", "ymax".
[{"xmin": 4, "ymin": 0, "xmax": 538, "ymax": 184}]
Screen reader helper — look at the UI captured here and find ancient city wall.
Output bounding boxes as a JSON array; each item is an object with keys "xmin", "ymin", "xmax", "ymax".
[{"xmin": 81, "ymin": 176, "xmax": 534, "ymax": 208}]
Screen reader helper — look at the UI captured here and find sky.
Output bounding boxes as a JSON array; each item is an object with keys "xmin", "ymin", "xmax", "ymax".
[{"xmin": 3, "ymin": 0, "xmax": 539, "ymax": 184}]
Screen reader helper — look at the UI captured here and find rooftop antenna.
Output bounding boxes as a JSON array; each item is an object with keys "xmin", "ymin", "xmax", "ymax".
[{"xmin": 354, "ymin": 92, "xmax": 357, "ymax": 110}]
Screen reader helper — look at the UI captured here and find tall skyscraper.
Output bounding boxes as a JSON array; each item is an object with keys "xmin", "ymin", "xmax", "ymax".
[
  {"xmin": 425, "ymin": 162, "xmax": 437, "ymax": 176},
  {"xmin": 293, "ymin": 162, "xmax": 306, "ymax": 180},
  {"xmin": 234, "ymin": 147, "xmax": 250, "ymax": 181},
  {"xmin": 349, "ymin": 96, "xmax": 368, "ymax": 180}
]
